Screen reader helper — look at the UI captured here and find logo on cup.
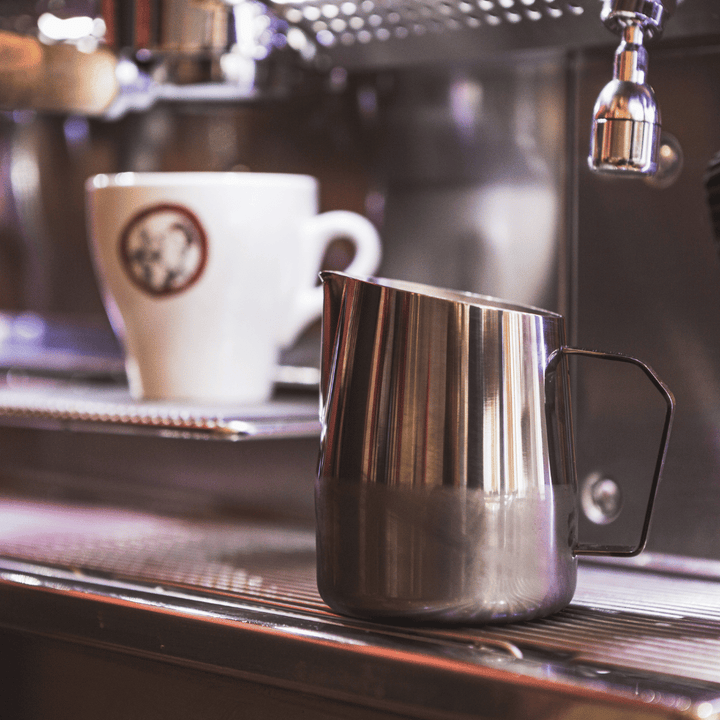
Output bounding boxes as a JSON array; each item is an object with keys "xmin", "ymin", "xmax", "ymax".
[{"xmin": 119, "ymin": 204, "xmax": 208, "ymax": 296}]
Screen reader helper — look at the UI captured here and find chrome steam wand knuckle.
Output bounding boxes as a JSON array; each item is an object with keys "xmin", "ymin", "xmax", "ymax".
[{"xmin": 588, "ymin": 0, "xmax": 675, "ymax": 176}]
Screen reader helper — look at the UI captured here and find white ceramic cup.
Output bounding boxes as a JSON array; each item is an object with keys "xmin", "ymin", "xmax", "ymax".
[{"xmin": 85, "ymin": 172, "xmax": 382, "ymax": 404}]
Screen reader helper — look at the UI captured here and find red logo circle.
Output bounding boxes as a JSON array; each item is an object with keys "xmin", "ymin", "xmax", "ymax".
[{"xmin": 119, "ymin": 203, "xmax": 208, "ymax": 296}]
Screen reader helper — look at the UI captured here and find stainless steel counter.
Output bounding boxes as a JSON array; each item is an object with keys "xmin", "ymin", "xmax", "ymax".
[{"xmin": 0, "ymin": 496, "xmax": 718, "ymax": 720}]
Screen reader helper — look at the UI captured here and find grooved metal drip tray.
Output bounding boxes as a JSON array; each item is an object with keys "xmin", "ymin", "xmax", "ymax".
[{"xmin": 0, "ymin": 496, "xmax": 719, "ymax": 719}]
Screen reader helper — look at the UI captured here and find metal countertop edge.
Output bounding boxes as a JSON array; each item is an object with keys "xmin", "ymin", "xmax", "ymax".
[
  {"xmin": 0, "ymin": 414, "xmax": 322, "ymax": 441},
  {"xmin": 0, "ymin": 557, "xmax": 714, "ymax": 720}
]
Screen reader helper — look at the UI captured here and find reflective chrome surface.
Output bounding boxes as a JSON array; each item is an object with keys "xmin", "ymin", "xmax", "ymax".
[
  {"xmin": 600, "ymin": 0, "xmax": 675, "ymax": 39},
  {"xmin": 102, "ymin": 0, "xmax": 319, "ymax": 110},
  {"xmin": 318, "ymin": 274, "xmax": 567, "ymax": 496},
  {"xmin": 589, "ymin": 0, "xmax": 671, "ymax": 175},
  {"xmin": 315, "ymin": 273, "xmax": 674, "ymax": 623}
]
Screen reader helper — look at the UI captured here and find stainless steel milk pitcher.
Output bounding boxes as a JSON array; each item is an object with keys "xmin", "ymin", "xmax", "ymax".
[{"xmin": 316, "ymin": 273, "xmax": 675, "ymax": 624}]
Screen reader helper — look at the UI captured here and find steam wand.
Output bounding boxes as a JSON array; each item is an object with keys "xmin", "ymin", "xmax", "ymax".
[{"xmin": 589, "ymin": 0, "xmax": 676, "ymax": 176}]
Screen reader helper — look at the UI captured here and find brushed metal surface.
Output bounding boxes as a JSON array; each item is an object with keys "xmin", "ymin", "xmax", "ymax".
[
  {"xmin": 0, "ymin": 497, "xmax": 719, "ymax": 719},
  {"xmin": 315, "ymin": 273, "xmax": 673, "ymax": 623}
]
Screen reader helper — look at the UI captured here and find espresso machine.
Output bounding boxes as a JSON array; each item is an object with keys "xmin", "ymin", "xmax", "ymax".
[{"xmin": 0, "ymin": 0, "xmax": 719, "ymax": 718}]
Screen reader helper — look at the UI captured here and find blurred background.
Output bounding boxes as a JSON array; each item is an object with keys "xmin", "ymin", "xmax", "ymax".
[{"xmin": 0, "ymin": 0, "xmax": 716, "ymax": 560}]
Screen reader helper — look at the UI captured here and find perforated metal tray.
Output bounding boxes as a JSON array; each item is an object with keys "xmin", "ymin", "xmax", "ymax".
[
  {"xmin": 0, "ymin": 378, "xmax": 320, "ymax": 440},
  {"xmin": 273, "ymin": 0, "xmax": 720, "ymax": 68}
]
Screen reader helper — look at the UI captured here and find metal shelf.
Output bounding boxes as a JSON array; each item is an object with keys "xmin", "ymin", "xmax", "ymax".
[{"xmin": 0, "ymin": 376, "xmax": 320, "ymax": 441}]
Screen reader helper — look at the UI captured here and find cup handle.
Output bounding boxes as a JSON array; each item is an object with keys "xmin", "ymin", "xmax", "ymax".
[
  {"xmin": 549, "ymin": 347, "xmax": 675, "ymax": 557},
  {"xmin": 279, "ymin": 210, "xmax": 382, "ymax": 348}
]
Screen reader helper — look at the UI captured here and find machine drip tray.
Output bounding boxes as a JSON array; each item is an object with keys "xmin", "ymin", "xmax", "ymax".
[{"xmin": 0, "ymin": 496, "xmax": 719, "ymax": 719}]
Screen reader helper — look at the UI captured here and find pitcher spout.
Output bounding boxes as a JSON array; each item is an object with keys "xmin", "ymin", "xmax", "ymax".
[{"xmin": 319, "ymin": 270, "xmax": 350, "ymax": 407}]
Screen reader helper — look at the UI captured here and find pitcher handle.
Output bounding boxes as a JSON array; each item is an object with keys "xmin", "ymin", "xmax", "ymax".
[{"xmin": 556, "ymin": 347, "xmax": 675, "ymax": 557}]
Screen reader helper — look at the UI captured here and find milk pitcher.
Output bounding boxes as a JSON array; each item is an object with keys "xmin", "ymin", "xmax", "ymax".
[{"xmin": 316, "ymin": 273, "xmax": 674, "ymax": 624}]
